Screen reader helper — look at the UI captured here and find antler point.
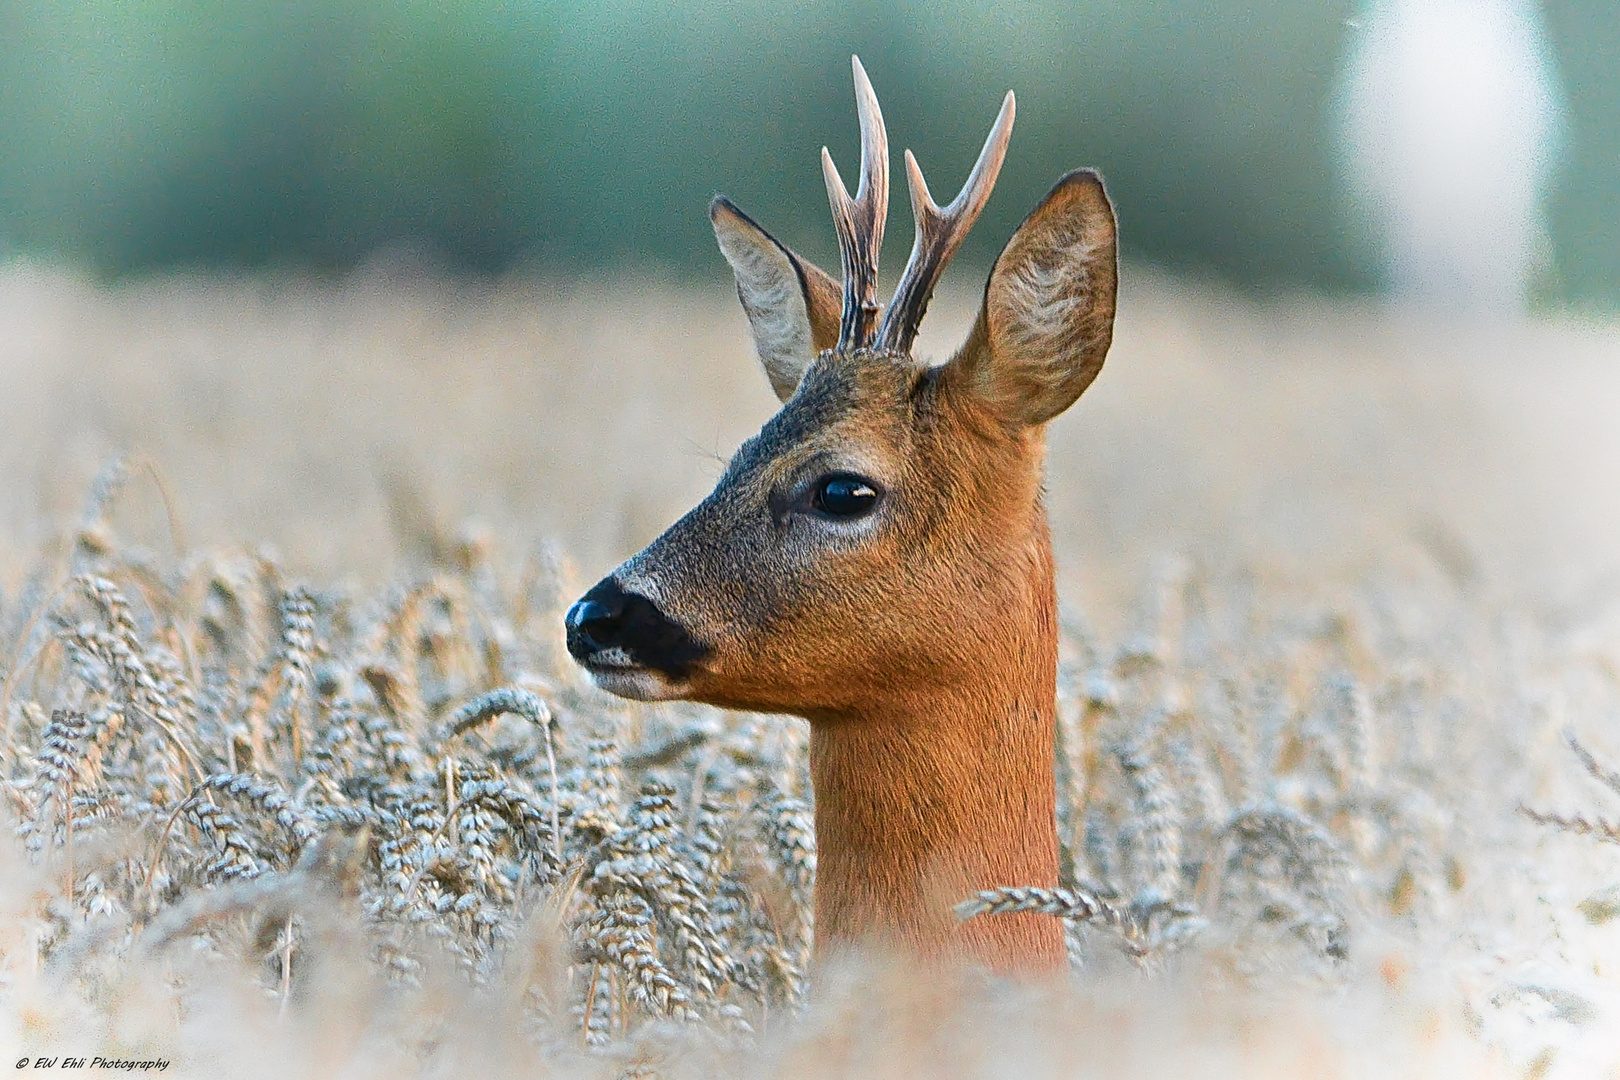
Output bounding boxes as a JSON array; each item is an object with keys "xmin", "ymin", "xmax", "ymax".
[
  {"xmin": 903, "ymin": 149, "xmax": 936, "ymax": 216},
  {"xmin": 877, "ymin": 88, "xmax": 1016, "ymax": 352}
]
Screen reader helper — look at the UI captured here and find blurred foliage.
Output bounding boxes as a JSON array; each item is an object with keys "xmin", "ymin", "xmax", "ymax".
[
  {"xmin": 1541, "ymin": 0, "xmax": 1620, "ymax": 309},
  {"xmin": 0, "ymin": 0, "xmax": 1613, "ymax": 303}
]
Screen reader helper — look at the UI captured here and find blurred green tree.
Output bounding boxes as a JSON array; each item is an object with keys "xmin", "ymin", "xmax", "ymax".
[{"xmin": 0, "ymin": 0, "xmax": 1611, "ymax": 306}]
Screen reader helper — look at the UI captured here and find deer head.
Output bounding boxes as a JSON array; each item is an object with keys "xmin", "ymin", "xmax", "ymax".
[{"xmin": 566, "ymin": 58, "xmax": 1116, "ymax": 971}]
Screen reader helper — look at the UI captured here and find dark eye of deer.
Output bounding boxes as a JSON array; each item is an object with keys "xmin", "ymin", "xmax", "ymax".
[{"xmin": 813, "ymin": 474, "xmax": 880, "ymax": 518}]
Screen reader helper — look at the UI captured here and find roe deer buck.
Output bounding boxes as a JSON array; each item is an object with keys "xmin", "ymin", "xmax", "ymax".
[{"xmin": 565, "ymin": 57, "xmax": 1116, "ymax": 973}]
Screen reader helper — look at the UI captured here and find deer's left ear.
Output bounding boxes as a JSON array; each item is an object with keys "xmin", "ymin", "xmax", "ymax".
[
  {"xmin": 946, "ymin": 170, "xmax": 1117, "ymax": 427},
  {"xmin": 711, "ymin": 196, "xmax": 842, "ymax": 402}
]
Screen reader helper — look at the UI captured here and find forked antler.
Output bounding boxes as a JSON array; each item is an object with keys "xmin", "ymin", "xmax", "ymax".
[
  {"xmin": 822, "ymin": 56, "xmax": 889, "ymax": 350},
  {"xmin": 876, "ymin": 91, "xmax": 1016, "ymax": 355},
  {"xmin": 822, "ymin": 58, "xmax": 1015, "ymax": 355}
]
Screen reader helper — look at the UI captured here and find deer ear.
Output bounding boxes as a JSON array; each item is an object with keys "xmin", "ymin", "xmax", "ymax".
[
  {"xmin": 711, "ymin": 196, "xmax": 842, "ymax": 402},
  {"xmin": 947, "ymin": 170, "xmax": 1117, "ymax": 427}
]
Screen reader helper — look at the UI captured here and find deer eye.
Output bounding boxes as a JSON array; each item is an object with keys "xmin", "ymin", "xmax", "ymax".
[{"xmin": 812, "ymin": 474, "xmax": 880, "ymax": 518}]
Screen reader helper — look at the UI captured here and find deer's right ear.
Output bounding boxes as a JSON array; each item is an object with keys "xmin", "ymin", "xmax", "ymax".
[
  {"xmin": 946, "ymin": 170, "xmax": 1117, "ymax": 428},
  {"xmin": 711, "ymin": 196, "xmax": 842, "ymax": 402}
]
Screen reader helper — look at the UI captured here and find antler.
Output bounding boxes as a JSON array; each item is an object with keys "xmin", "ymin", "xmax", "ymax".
[
  {"xmin": 822, "ymin": 56, "xmax": 890, "ymax": 350},
  {"xmin": 876, "ymin": 91, "xmax": 1015, "ymax": 355}
]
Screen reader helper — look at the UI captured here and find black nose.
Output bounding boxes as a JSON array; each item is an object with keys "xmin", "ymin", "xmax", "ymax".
[
  {"xmin": 565, "ymin": 577, "xmax": 709, "ymax": 677},
  {"xmin": 565, "ymin": 594, "xmax": 624, "ymax": 653}
]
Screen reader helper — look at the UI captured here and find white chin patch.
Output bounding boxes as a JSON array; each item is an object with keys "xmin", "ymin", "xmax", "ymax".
[{"xmin": 585, "ymin": 664, "xmax": 686, "ymax": 702}]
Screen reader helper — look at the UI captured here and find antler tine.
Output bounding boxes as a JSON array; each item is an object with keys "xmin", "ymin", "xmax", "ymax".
[
  {"xmin": 877, "ymin": 90, "xmax": 1015, "ymax": 355},
  {"xmin": 821, "ymin": 55, "xmax": 890, "ymax": 349}
]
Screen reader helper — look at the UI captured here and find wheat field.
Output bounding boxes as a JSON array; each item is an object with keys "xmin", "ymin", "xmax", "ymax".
[{"xmin": 1, "ymin": 260, "xmax": 1619, "ymax": 1077}]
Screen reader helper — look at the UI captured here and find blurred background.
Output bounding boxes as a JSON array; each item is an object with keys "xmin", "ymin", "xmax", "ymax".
[
  {"xmin": 8, "ymin": 8, "xmax": 1620, "ymax": 1069},
  {"xmin": 3, "ymin": 0, "xmax": 1619, "ymax": 615},
  {"xmin": 0, "ymin": 0, "xmax": 1611, "ymax": 307}
]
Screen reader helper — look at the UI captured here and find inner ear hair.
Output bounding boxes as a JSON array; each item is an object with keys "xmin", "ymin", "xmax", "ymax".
[
  {"xmin": 949, "ymin": 169, "xmax": 1118, "ymax": 428},
  {"xmin": 711, "ymin": 196, "xmax": 841, "ymax": 402}
]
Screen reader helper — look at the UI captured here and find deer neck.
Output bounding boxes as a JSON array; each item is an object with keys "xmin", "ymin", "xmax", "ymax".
[{"xmin": 806, "ymin": 523, "xmax": 1064, "ymax": 974}]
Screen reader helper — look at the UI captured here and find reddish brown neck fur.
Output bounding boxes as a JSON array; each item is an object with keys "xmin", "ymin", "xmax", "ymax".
[{"xmin": 807, "ymin": 517, "xmax": 1064, "ymax": 973}]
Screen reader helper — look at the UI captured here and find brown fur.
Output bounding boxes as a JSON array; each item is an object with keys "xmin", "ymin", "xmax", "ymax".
[{"xmin": 593, "ymin": 95, "xmax": 1117, "ymax": 972}]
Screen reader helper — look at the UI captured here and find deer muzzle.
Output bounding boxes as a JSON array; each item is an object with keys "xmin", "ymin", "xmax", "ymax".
[{"xmin": 565, "ymin": 577, "xmax": 709, "ymax": 698}]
